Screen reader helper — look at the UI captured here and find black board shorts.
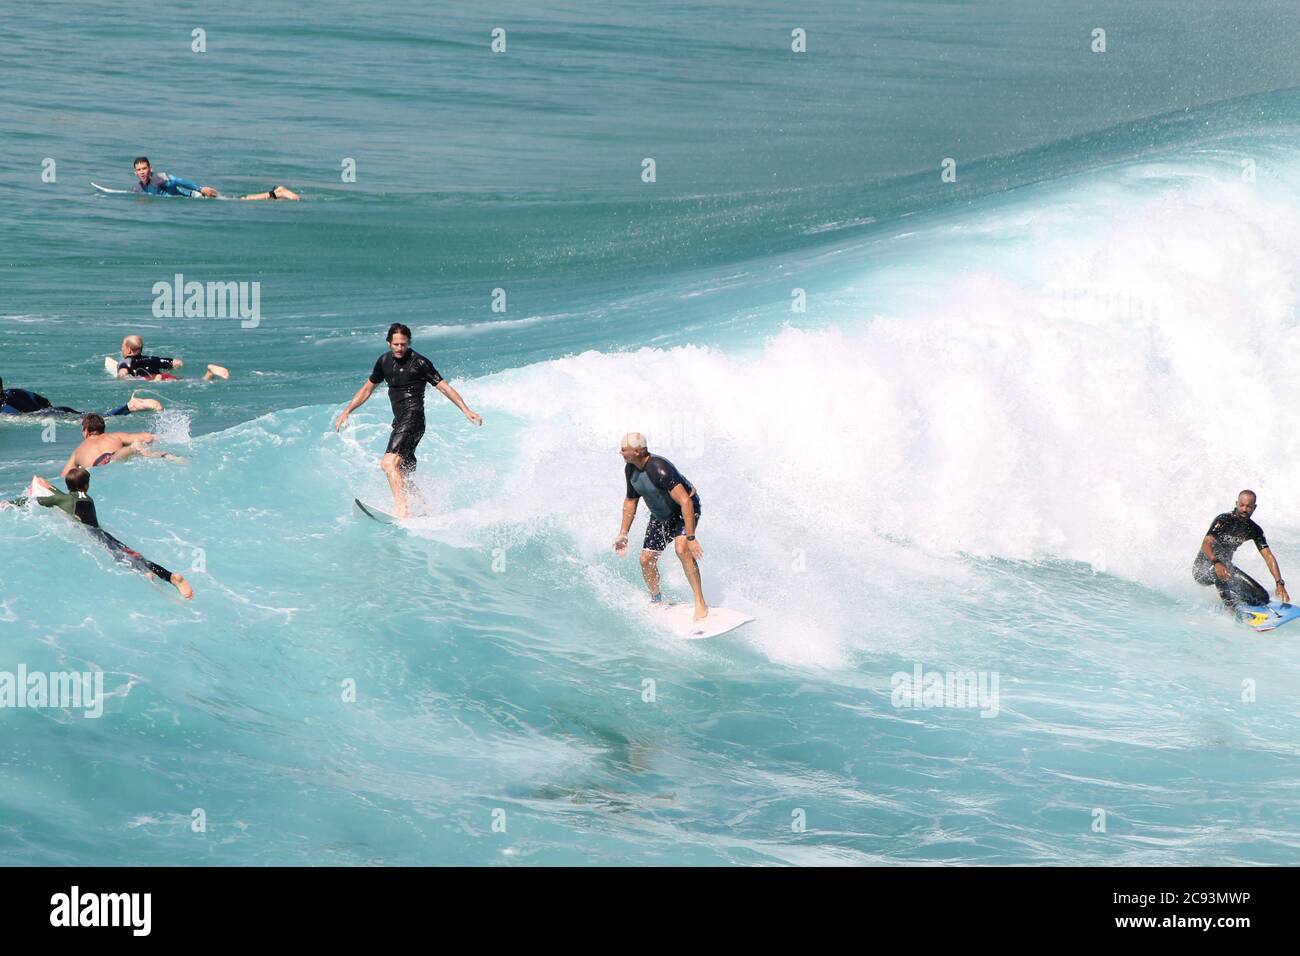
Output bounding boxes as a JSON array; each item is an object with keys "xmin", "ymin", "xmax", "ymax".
[
  {"xmin": 643, "ymin": 496, "xmax": 702, "ymax": 553},
  {"xmin": 385, "ymin": 415, "xmax": 426, "ymax": 471}
]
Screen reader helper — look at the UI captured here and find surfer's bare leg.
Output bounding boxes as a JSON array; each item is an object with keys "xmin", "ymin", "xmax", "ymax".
[
  {"xmin": 111, "ymin": 444, "xmax": 145, "ymax": 464},
  {"xmin": 131, "ymin": 445, "xmax": 186, "ymax": 465},
  {"xmin": 674, "ymin": 536, "xmax": 708, "ymax": 620},
  {"xmin": 639, "ymin": 550, "xmax": 662, "ymax": 600},
  {"xmin": 203, "ymin": 364, "xmax": 231, "ymax": 381},
  {"xmin": 125, "ymin": 392, "xmax": 163, "ymax": 413},
  {"xmin": 381, "ymin": 453, "xmax": 409, "ymax": 518},
  {"xmin": 239, "ymin": 186, "xmax": 301, "ymax": 201}
]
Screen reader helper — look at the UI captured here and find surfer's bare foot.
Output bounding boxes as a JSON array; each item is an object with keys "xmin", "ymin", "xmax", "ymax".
[
  {"xmin": 147, "ymin": 451, "xmax": 187, "ymax": 464},
  {"xmin": 203, "ymin": 364, "xmax": 231, "ymax": 381},
  {"xmin": 171, "ymin": 573, "xmax": 194, "ymax": 600},
  {"xmin": 693, "ymin": 604, "xmax": 709, "ymax": 622},
  {"xmin": 126, "ymin": 392, "xmax": 163, "ymax": 413}
]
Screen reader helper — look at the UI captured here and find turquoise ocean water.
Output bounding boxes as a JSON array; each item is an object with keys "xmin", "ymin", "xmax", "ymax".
[{"xmin": 4, "ymin": 1, "xmax": 1300, "ymax": 864}]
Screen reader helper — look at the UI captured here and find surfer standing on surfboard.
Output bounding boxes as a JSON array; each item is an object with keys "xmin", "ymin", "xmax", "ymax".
[
  {"xmin": 1194, "ymin": 490, "xmax": 1290, "ymax": 610},
  {"xmin": 130, "ymin": 156, "xmax": 300, "ymax": 201},
  {"xmin": 333, "ymin": 323, "xmax": 483, "ymax": 518},
  {"xmin": 613, "ymin": 433, "xmax": 709, "ymax": 622}
]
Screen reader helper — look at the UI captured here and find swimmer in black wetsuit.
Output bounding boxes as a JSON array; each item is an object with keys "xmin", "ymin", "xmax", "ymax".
[
  {"xmin": 333, "ymin": 323, "xmax": 483, "ymax": 517},
  {"xmin": 1, "ymin": 468, "xmax": 193, "ymax": 599},
  {"xmin": 613, "ymin": 432, "xmax": 709, "ymax": 621},
  {"xmin": 0, "ymin": 375, "xmax": 162, "ymax": 417},
  {"xmin": 1194, "ymin": 489, "xmax": 1289, "ymax": 611},
  {"xmin": 116, "ymin": 335, "xmax": 229, "ymax": 382}
]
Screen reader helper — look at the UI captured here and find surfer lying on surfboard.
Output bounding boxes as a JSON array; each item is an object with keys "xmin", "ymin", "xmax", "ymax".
[
  {"xmin": 613, "ymin": 432, "xmax": 709, "ymax": 622},
  {"xmin": 1194, "ymin": 489, "xmax": 1289, "ymax": 610},
  {"xmin": 1, "ymin": 375, "xmax": 162, "ymax": 416},
  {"xmin": 115, "ymin": 335, "xmax": 230, "ymax": 382},
  {"xmin": 2, "ymin": 469, "xmax": 193, "ymax": 599},
  {"xmin": 334, "ymin": 323, "xmax": 483, "ymax": 518},
  {"xmin": 59, "ymin": 414, "xmax": 184, "ymax": 476},
  {"xmin": 131, "ymin": 156, "xmax": 300, "ymax": 201}
]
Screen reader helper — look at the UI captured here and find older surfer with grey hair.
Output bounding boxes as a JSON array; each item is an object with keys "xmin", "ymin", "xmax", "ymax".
[{"xmin": 613, "ymin": 432, "xmax": 708, "ymax": 621}]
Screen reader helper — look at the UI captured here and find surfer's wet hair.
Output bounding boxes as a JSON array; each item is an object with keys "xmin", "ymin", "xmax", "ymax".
[
  {"xmin": 64, "ymin": 467, "xmax": 90, "ymax": 493},
  {"xmin": 133, "ymin": 156, "xmax": 150, "ymax": 167},
  {"xmin": 386, "ymin": 323, "xmax": 412, "ymax": 342},
  {"xmin": 82, "ymin": 413, "xmax": 106, "ymax": 435}
]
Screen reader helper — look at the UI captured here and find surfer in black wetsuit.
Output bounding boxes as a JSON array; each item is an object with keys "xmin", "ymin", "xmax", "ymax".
[
  {"xmin": 1194, "ymin": 490, "xmax": 1289, "ymax": 610},
  {"xmin": 613, "ymin": 432, "xmax": 709, "ymax": 621},
  {"xmin": 0, "ymin": 375, "xmax": 162, "ymax": 417},
  {"xmin": 333, "ymin": 323, "xmax": 483, "ymax": 517},
  {"xmin": 1, "ymin": 468, "xmax": 193, "ymax": 599}
]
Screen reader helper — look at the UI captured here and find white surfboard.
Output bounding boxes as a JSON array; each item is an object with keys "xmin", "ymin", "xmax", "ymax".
[
  {"xmin": 104, "ymin": 355, "xmax": 120, "ymax": 375},
  {"xmin": 353, "ymin": 497, "xmax": 399, "ymax": 524},
  {"xmin": 90, "ymin": 181, "xmax": 133, "ymax": 194},
  {"xmin": 659, "ymin": 604, "xmax": 755, "ymax": 640}
]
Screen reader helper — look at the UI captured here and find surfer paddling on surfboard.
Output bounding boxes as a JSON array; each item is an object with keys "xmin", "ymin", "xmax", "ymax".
[
  {"xmin": 334, "ymin": 323, "xmax": 483, "ymax": 518},
  {"xmin": 1, "ymin": 375, "xmax": 161, "ymax": 417},
  {"xmin": 1194, "ymin": 490, "xmax": 1289, "ymax": 610},
  {"xmin": 60, "ymin": 414, "xmax": 184, "ymax": 476},
  {"xmin": 2, "ymin": 469, "xmax": 193, "ymax": 599},
  {"xmin": 131, "ymin": 156, "xmax": 300, "ymax": 200},
  {"xmin": 115, "ymin": 336, "xmax": 230, "ymax": 382},
  {"xmin": 613, "ymin": 433, "xmax": 709, "ymax": 622}
]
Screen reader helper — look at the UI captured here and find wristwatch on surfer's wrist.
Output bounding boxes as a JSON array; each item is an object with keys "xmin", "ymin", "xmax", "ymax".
[
  {"xmin": 686, "ymin": 535, "xmax": 696, "ymax": 541},
  {"xmin": 1277, "ymin": 580, "xmax": 1286, "ymax": 587}
]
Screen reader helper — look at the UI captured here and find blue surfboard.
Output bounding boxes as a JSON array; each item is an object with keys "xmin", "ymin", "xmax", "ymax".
[{"xmin": 1237, "ymin": 602, "xmax": 1300, "ymax": 632}]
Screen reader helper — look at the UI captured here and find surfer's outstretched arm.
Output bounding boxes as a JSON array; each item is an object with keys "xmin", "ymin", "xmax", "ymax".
[
  {"xmin": 614, "ymin": 498, "xmax": 637, "ymax": 556},
  {"xmin": 434, "ymin": 380, "xmax": 482, "ymax": 426},
  {"xmin": 334, "ymin": 379, "xmax": 377, "ymax": 430},
  {"xmin": 1260, "ymin": 547, "xmax": 1289, "ymax": 603}
]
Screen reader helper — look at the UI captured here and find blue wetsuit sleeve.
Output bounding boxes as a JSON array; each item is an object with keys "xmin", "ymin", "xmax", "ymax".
[
  {"xmin": 368, "ymin": 356, "xmax": 386, "ymax": 385},
  {"xmin": 165, "ymin": 175, "xmax": 202, "ymax": 196}
]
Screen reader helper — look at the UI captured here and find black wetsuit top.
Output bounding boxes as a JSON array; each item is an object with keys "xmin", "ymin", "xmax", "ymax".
[
  {"xmin": 117, "ymin": 355, "xmax": 175, "ymax": 378},
  {"xmin": 1, "ymin": 388, "xmax": 53, "ymax": 413},
  {"xmin": 7, "ymin": 489, "xmax": 172, "ymax": 580},
  {"xmin": 625, "ymin": 455, "xmax": 697, "ymax": 521},
  {"xmin": 1200, "ymin": 512, "xmax": 1269, "ymax": 565},
  {"xmin": 1, "ymin": 388, "xmax": 130, "ymax": 418},
  {"xmin": 7, "ymin": 488, "xmax": 100, "ymax": 527},
  {"xmin": 369, "ymin": 350, "xmax": 443, "ymax": 420}
]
